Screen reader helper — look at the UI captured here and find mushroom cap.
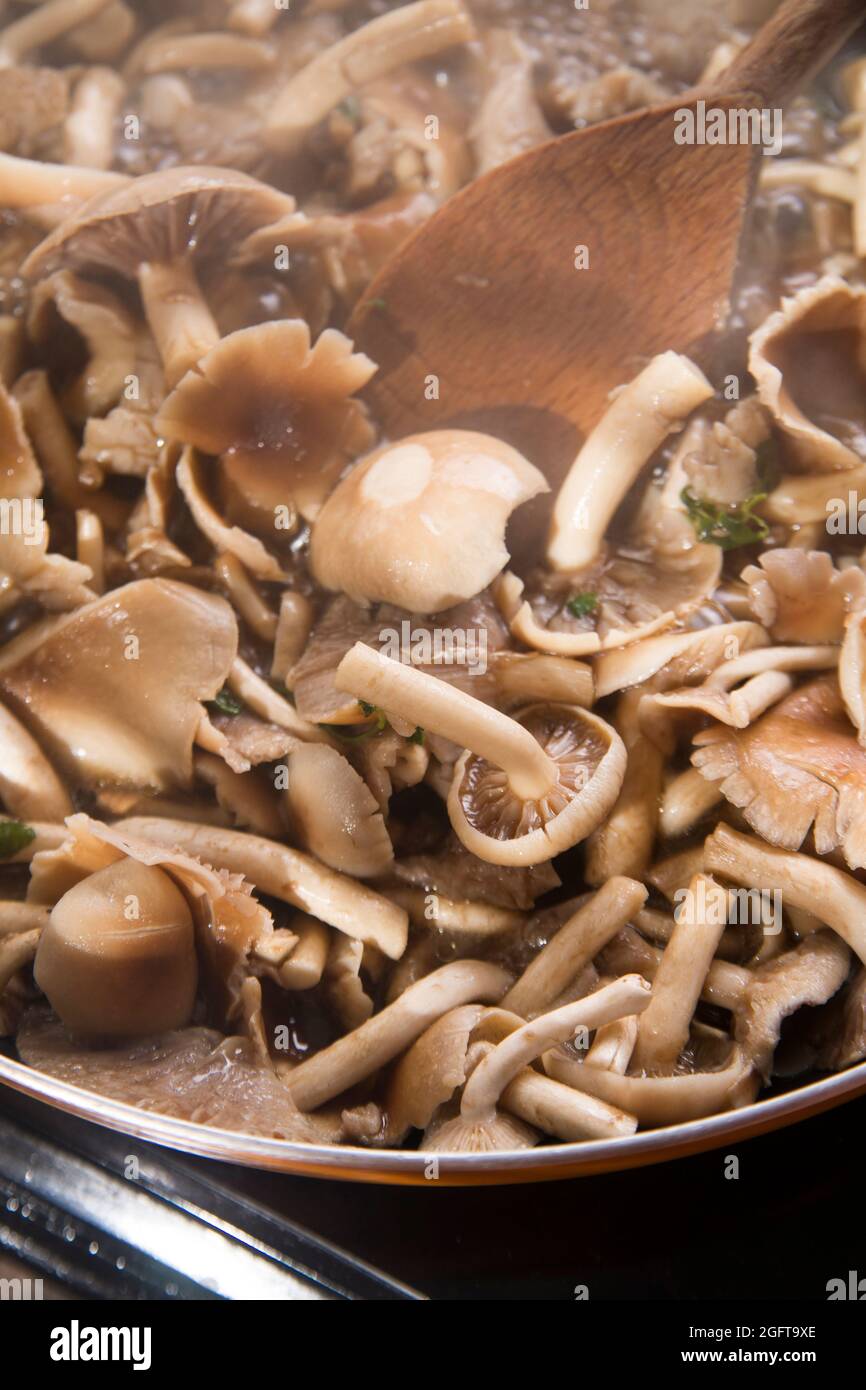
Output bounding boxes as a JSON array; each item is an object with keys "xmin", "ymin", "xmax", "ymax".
[
  {"xmin": 0, "ymin": 578, "xmax": 237, "ymax": 791},
  {"xmin": 385, "ymin": 1003, "xmax": 486, "ymax": 1141},
  {"xmin": 420, "ymin": 1102, "xmax": 537, "ymax": 1153},
  {"xmin": 23, "ymin": 165, "xmax": 297, "ymax": 284},
  {"xmin": 742, "ymin": 549, "xmax": 866, "ymax": 643},
  {"xmin": 692, "ymin": 675, "xmax": 866, "ymax": 868},
  {"xmin": 448, "ymin": 702, "xmax": 627, "ymax": 867},
  {"xmin": 748, "ymin": 275, "xmax": 866, "ymax": 473},
  {"xmin": 34, "ymin": 856, "xmax": 197, "ymax": 1039},
  {"xmin": 736, "ymin": 930, "xmax": 850, "ymax": 1079},
  {"xmin": 158, "ymin": 320, "xmax": 376, "ymax": 528},
  {"xmin": 309, "ymin": 430, "xmax": 548, "ymax": 615},
  {"xmin": 283, "ymin": 742, "xmax": 394, "ymax": 879}
]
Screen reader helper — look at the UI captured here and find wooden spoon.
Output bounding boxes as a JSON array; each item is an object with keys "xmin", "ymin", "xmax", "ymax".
[{"xmin": 349, "ymin": 0, "xmax": 864, "ymax": 454}]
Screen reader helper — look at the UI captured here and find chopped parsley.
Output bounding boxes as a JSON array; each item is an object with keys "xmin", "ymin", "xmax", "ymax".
[
  {"xmin": 409, "ymin": 727, "xmax": 426, "ymax": 746},
  {"xmin": 680, "ymin": 486, "xmax": 770, "ymax": 551},
  {"xmin": 566, "ymin": 591, "xmax": 599, "ymax": 619},
  {"xmin": 208, "ymin": 686, "xmax": 244, "ymax": 717},
  {"xmin": 0, "ymin": 819, "xmax": 36, "ymax": 860}
]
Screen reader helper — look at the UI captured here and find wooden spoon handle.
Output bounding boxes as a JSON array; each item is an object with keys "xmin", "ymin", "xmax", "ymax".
[{"xmin": 711, "ymin": 0, "xmax": 864, "ymax": 107}]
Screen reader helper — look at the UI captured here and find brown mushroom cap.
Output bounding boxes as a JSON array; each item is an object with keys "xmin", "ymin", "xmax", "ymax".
[
  {"xmin": 448, "ymin": 702, "xmax": 627, "ymax": 867},
  {"xmin": 742, "ymin": 549, "xmax": 866, "ymax": 643},
  {"xmin": 34, "ymin": 856, "xmax": 197, "ymax": 1039},
  {"xmin": 692, "ymin": 675, "xmax": 866, "ymax": 868},
  {"xmin": 0, "ymin": 578, "xmax": 237, "ymax": 791},
  {"xmin": 310, "ymin": 430, "xmax": 548, "ymax": 615},
  {"xmin": 283, "ymin": 742, "xmax": 394, "ymax": 879},
  {"xmin": 158, "ymin": 320, "xmax": 376, "ymax": 528}
]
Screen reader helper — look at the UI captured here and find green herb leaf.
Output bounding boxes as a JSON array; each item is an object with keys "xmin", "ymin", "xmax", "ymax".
[
  {"xmin": 208, "ymin": 686, "xmax": 244, "ymax": 717},
  {"xmin": 368, "ymin": 298, "xmax": 387, "ymax": 312},
  {"xmin": 0, "ymin": 819, "xmax": 36, "ymax": 860},
  {"xmin": 566, "ymin": 591, "xmax": 599, "ymax": 619},
  {"xmin": 680, "ymin": 486, "xmax": 770, "ymax": 551},
  {"xmin": 409, "ymin": 727, "xmax": 425, "ymax": 746},
  {"xmin": 321, "ymin": 702, "xmax": 389, "ymax": 743}
]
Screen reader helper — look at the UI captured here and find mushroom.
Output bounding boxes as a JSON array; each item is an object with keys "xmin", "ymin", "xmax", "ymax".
[
  {"xmin": 593, "ymin": 621, "xmax": 770, "ymax": 701},
  {"xmin": 660, "ymin": 768, "xmax": 724, "ymax": 839},
  {"xmin": 284, "ymin": 959, "xmax": 511, "ymax": 1111},
  {"xmin": 584, "ymin": 690, "xmax": 664, "ymax": 884},
  {"xmin": 0, "ymin": 149, "xmax": 126, "ymax": 226},
  {"xmin": 64, "ymin": 65, "xmax": 124, "ymax": 170},
  {"xmin": 275, "ymin": 914, "xmax": 331, "ymax": 991},
  {"xmin": 175, "ymin": 448, "xmax": 289, "ymax": 582},
  {"xmin": 0, "ymin": 0, "xmax": 117, "ymax": 69},
  {"xmin": 264, "ymin": 0, "xmax": 474, "ymax": 153},
  {"xmin": 814, "ymin": 969, "xmax": 866, "ymax": 1069},
  {"xmin": 33, "ymin": 855, "xmax": 197, "ymax": 1039},
  {"xmin": 125, "ymin": 31, "xmax": 275, "ymax": 75},
  {"xmin": 23, "ymin": 166, "xmax": 297, "ymax": 388},
  {"xmin": 692, "ymin": 676, "xmax": 866, "ymax": 869},
  {"xmin": 763, "ymin": 461, "xmax": 866, "ymax": 527},
  {"xmin": 0, "ymin": 376, "xmax": 41, "ymax": 498},
  {"xmin": 471, "ymin": 29, "xmax": 551, "ymax": 174},
  {"xmin": 704, "ymin": 823, "xmax": 866, "ymax": 966},
  {"xmin": 741, "ymin": 549, "xmax": 866, "ymax": 642},
  {"xmin": 840, "ymin": 609, "xmax": 866, "ymax": 745},
  {"xmin": 0, "ymin": 578, "xmax": 238, "ymax": 792},
  {"xmin": 491, "ymin": 652, "xmax": 594, "ymax": 710},
  {"xmin": 310, "ymin": 431, "xmax": 548, "ymax": 615},
  {"xmin": 630, "ymin": 874, "xmax": 728, "ymax": 1075},
  {"xmin": 27, "ymin": 269, "xmax": 138, "ymax": 420},
  {"xmin": 0, "ymin": 697, "xmax": 72, "ymax": 822},
  {"xmin": 115, "ymin": 816, "xmax": 408, "ymax": 961},
  {"xmin": 323, "ymin": 932, "xmax": 374, "ymax": 1032},
  {"xmin": 158, "ymin": 320, "xmax": 376, "ymax": 528},
  {"xmin": 735, "ymin": 930, "xmax": 851, "ymax": 1079},
  {"xmin": 337, "ymin": 642, "xmax": 626, "ymax": 866},
  {"xmin": 282, "ymin": 742, "xmax": 394, "ymax": 879},
  {"xmin": 545, "ymin": 1040, "xmax": 758, "ymax": 1126},
  {"xmin": 422, "ymin": 975, "xmax": 651, "ymax": 1152},
  {"xmin": 547, "ymin": 352, "xmax": 714, "ymax": 573},
  {"xmin": 748, "ymin": 277, "xmax": 866, "ymax": 472},
  {"xmin": 214, "ymin": 554, "xmax": 277, "ymax": 644},
  {"xmin": 502, "ymin": 877, "xmax": 647, "ymax": 1018}
]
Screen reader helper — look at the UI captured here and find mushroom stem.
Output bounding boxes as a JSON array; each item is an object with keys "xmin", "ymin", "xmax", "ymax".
[
  {"xmin": 65, "ymin": 66, "xmax": 125, "ymax": 170},
  {"xmin": 137, "ymin": 259, "xmax": 221, "ymax": 389},
  {"xmin": 285, "ymin": 960, "xmax": 511, "ymax": 1111},
  {"xmin": 229, "ymin": 0, "xmax": 282, "ymax": 36},
  {"xmin": 0, "ymin": 0, "xmax": 115, "ymax": 67},
  {"xmin": 461, "ymin": 975, "xmax": 652, "ymax": 1125},
  {"xmin": 0, "ymin": 151, "xmax": 127, "ymax": 219},
  {"xmin": 337, "ymin": 642, "xmax": 557, "ymax": 802},
  {"xmin": 0, "ymin": 929, "xmax": 41, "ymax": 995},
  {"xmin": 660, "ymin": 767, "xmax": 723, "ymax": 839},
  {"xmin": 547, "ymin": 351, "xmax": 714, "ymax": 573},
  {"xmin": 265, "ymin": 0, "xmax": 474, "ymax": 152}
]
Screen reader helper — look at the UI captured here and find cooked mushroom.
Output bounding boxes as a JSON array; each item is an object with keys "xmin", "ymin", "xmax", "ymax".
[
  {"xmin": 704, "ymin": 823, "xmax": 866, "ymax": 965},
  {"xmin": 0, "ymin": 0, "xmax": 117, "ymax": 69},
  {"xmin": 423, "ymin": 975, "xmax": 650, "ymax": 1152},
  {"xmin": 735, "ymin": 930, "xmax": 851, "ymax": 1079},
  {"xmin": 749, "ymin": 277, "xmax": 866, "ymax": 472},
  {"xmin": 0, "ymin": 697, "xmax": 72, "ymax": 822},
  {"xmin": 630, "ymin": 874, "xmax": 728, "ymax": 1075},
  {"xmin": 64, "ymin": 65, "xmax": 124, "ymax": 169},
  {"xmin": 158, "ymin": 320, "xmax": 376, "ymax": 527},
  {"xmin": 337, "ymin": 642, "xmax": 626, "ymax": 866},
  {"xmin": 0, "ymin": 579, "xmax": 238, "ymax": 792},
  {"xmin": 547, "ymin": 352, "xmax": 714, "ymax": 572},
  {"xmin": 692, "ymin": 676, "xmax": 866, "ymax": 869},
  {"xmin": 23, "ymin": 166, "xmax": 297, "ymax": 387},
  {"xmin": 264, "ymin": 0, "xmax": 474, "ymax": 153},
  {"xmin": 502, "ymin": 877, "xmax": 647, "ymax": 1018},
  {"xmin": 34, "ymin": 855, "xmax": 197, "ymax": 1039},
  {"xmin": 742, "ymin": 549, "xmax": 866, "ymax": 642},
  {"xmin": 283, "ymin": 742, "xmax": 394, "ymax": 879},
  {"xmin": 284, "ymin": 959, "xmax": 511, "ymax": 1111},
  {"xmin": 310, "ymin": 430, "xmax": 547, "ymax": 615},
  {"xmin": 839, "ymin": 609, "xmax": 866, "ymax": 745},
  {"xmin": 115, "ymin": 817, "xmax": 408, "ymax": 960},
  {"xmin": 27, "ymin": 269, "xmax": 137, "ymax": 420},
  {"xmin": 593, "ymin": 621, "xmax": 770, "ymax": 700},
  {"xmin": 471, "ymin": 29, "xmax": 551, "ymax": 174}
]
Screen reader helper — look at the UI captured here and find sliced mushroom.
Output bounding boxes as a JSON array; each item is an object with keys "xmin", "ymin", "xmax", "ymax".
[
  {"xmin": 159, "ymin": 320, "xmax": 376, "ymax": 528},
  {"xmin": 0, "ymin": 579, "xmax": 237, "ymax": 792},
  {"xmin": 337, "ymin": 642, "xmax": 626, "ymax": 866},
  {"xmin": 547, "ymin": 352, "xmax": 714, "ymax": 572},
  {"xmin": 284, "ymin": 959, "xmax": 510, "ymax": 1111},
  {"xmin": 283, "ymin": 742, "xmax": 393, "ymax": 879},
  {"xmin": 115, "ymin": 816, "xmax": 408, "ymax": 961},
  {"xmin": 310, "ymin": 430, "xmax": 547, "ymax": 615},
  {"xmin": 749, "ymin": 276, "xmax": 866, "ymax": 472},
  {"xmin": 704, "ymin": 823, "xmax": 866, "ymax": 966},
  {"xmin": 692, "ymin": 676, "xmax": 866, "ymax": 869},
  {"xmin": 34, "ymin": 855, "xmax": 197, "ymax": 1039},
  {"xmin": 264, "ymin": 0, "xmax": 474, "ymax": 153},
  {"xmin": 742, "ymin": 549, "xmax": 866, "ymax": 642},
  {"xmin": 23, "ymin": 166, "xmax": 297, "ymax": 388},
  {"xmin": 423, "ymin": 975, "xmax": 650, "ymax": 1152}
]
